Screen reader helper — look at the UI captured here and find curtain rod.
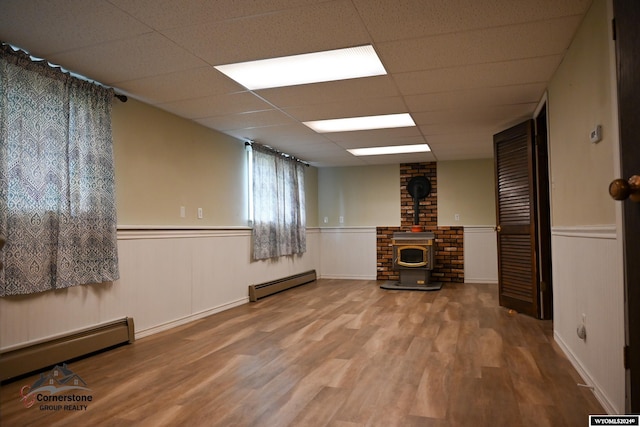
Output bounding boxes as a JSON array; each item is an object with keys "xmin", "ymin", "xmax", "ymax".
[
  {"xmin": 2, "ymin": 42, "xmax": 128, "ymax": 104},
  {"xmin": 245, "ymin": 141, "xmax": 309, "ymax": 167}
]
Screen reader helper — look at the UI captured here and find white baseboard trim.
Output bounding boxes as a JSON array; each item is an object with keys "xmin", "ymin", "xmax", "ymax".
[
  {"xmin": 135, "ymin": 297, "xmax": 249, "ymax": 340},
  {"xmin": 319, "ymin": 274, "xmax": 377, "ymax": 280},
  {"xmin": 553, "ymin": 331, "xmax": 618, "ymax": 414},
  {"xmin": 464, "ymin": 279, "xmax": 498, "ymax": 284}
]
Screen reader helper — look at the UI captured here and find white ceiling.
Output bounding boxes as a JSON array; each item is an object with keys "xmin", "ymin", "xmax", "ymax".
[{"xmin": 0, "ymin": 0, "xmax": 592, "ymax": 167}]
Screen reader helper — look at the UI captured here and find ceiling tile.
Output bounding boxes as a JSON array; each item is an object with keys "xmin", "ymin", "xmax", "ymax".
[
  {"xmin": 301, "ymin": 147, "xmax": 369, "ymax": 167},
  {"xmin": 325, "ymin": 128, "xmax": 424, "ymax": 147},
  {"xmin": 196, "ymin": 110, "xmax": 297, "ymax": 131},
  {"xmin": 48, "ymin": 32, "xmax": 208, "ymax": 85},
  {"xmin": 257, "ymin": 75, "xmax": 400, "ymax": 108},
  {"xmin": 359, "ymin": 151, "xmax": 437, "ymax": 165},
  {"xmin": 404, "ymin": 83, "xmax": 547, "ymax": 112},
  {"xmin": 224, "ymin": 123, "xmax": 327, "ymax": 144},
  {"xmin": 116, "ymin": 67, "xmax": 243, "ymax": 104},
  {"xmin": 109, "ymin": 0, "xmax": 322, "ymax": 30},
  {"xmin": 284, "ymin": 97, "xmax": 407, "ymax": 122},
  {"xmin": 394, "ymin": 55, "xmax": 562, "ymax": 95},
  {"xmin": 342, "ymin": 136, "xmax": 428, "ymax": 151},
  {"xmin": 413, "ymin": 103, "xmax": 536, "ymax": 126},
  {"xmin": 354, "ymin": 0, "xmax": 591, "ymax": 42},
  {"xmin": 161, "ymin": 0, "xmax": 370, "ymax": 66},
  {"xmin": 377, "ymin": 16, "xmax": 583, "ymax": 73},
  {"xmin": 158, "ymin": 92, "xmax": 273, "ymax": 119},
  {"xmin": 0, "ymin": 0, "xmax": 151, "ymax": 57}
]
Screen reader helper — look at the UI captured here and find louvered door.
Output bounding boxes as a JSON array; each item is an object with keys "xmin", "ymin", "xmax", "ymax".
[{"xmin": 494, "ymin": 120, "xmax": 539, "ymax": 317}]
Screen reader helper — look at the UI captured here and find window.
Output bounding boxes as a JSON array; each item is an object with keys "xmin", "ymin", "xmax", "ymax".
[
  {"xmin": 248, "ymin": 143, "xmax": 306, "ymax": 260},
  {"xmin": 0, "ymin": 44, "xmax": 119, "ymax": 296}
]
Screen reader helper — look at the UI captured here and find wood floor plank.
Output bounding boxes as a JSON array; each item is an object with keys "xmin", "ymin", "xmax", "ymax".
[
  {"xmin": 433, "ymin": 321, "xmax": 460, "ymax": 354},
  {"xmin": 409, "ymin": 351, "xmax": 453, "ymax": 419},
  {"xmin": 0, "ymin": 280, "xmax": 605, "ymax": 426},
  {"xmin": 289, "ymin": 386, "xmax": 350, "ymax": 427}
]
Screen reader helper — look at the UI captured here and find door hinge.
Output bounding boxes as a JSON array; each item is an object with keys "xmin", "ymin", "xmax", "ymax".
[{"xmin": 624, "ymin": 345, "xmax": 630, "ymax": 369}]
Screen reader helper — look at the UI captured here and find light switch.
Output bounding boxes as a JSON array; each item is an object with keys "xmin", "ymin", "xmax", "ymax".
[{"xmin": 590, "ymin": 125, "xmax": 602, "ymax": 143}]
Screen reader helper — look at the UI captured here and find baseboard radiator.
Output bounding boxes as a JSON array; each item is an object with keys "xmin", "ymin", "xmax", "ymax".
[
  {"xmin": 249, "ymin": 270, "xmax": 317, "ymax": 302},
  {"xmin": 0, "ymin": 317, "xmax": 134, "ymax": 382}
]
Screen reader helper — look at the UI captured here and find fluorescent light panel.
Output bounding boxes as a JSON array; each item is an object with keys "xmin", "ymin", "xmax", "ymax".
[
  {"xmin": 304, "ymin": 113, "xmax": 415, "ymax": 133},
  {"xmin": 347, "ymin": 144, "xmax": 431, "ymax": 156},
  {"xmin": 214, "ymin": 45, "xmax": 386, "ymax": 90}
]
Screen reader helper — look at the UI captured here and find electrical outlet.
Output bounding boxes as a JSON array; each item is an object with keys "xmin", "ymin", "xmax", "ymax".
[
  {"xmin": 454, "ymin": 213, "xmax": 460, "ymax": 221},
  {"xmin": 180, "ymin": 206, "xmax": 186, "ymax": 218},
  {"xmin": 339, "ymin": 216, "xmax": 344, "ymax": 224},
  {"xmin": 577, "ymin": 313, "xmax": 587, "ymax": 340},
  {"xmin": 323, "ymin": 217, "xmax": 328, "ymax": 223},
  {"xmin": 577, "ymin": 324, "xmax": 587, "ymax": 340},
  {"xmin": 197, "ymin": 208, "xmax": 203, "ymax": 219}
]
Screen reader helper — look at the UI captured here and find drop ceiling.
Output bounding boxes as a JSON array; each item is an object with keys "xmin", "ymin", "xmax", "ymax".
[{"xmin": 0, "ymin": 0, "xmax": 592, "ymax": 167}]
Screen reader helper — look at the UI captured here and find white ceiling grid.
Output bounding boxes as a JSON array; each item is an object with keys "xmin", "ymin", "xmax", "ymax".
[{"xmin": 0, "ymin": 0, "xmax": 592, "ymax": 166}]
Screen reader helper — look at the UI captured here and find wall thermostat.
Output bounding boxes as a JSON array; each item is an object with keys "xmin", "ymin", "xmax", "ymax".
[{"xmin": 590, "ymin": 125, "xmax": 602, "ymax": 144}]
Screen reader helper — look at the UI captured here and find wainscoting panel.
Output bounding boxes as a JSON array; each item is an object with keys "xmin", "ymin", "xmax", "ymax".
[
  {"xmin": 115, "ymin": 236, "xmax": 195, "ymax": 335},
  {"xmin": 463, "ymin": 227, "xmax": 498, "ymax": 284},
  {"xmin": 0, "ymin": 228, "xmax": 321, "ymax": 351},
  {"xmin": 551, "ymin": 225, "xmax": 624, "ymax": 414},
  {"xmin": 189, "ymin": 231, "xmax": 254, "ymax": 315},
  {"xmin": 319, "ymin": 227, "xmax": 377, "ymax": 280}
]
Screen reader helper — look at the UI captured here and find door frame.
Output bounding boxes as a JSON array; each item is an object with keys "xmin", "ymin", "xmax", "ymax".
[
  {"xmin": 492, "ymin": 100, "xmax": 553, "ymax": 320},
  {"xmin": 533, "ymin": 94, "xmax": 553, "ymax": 320},
  {"xmin": 612, "ymin": 0, "xmax": 640, "ymax": 412}
]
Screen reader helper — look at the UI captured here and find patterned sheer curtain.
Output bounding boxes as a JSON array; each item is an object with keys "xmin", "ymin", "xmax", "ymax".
[
  {"xmin": 0, "ymin": 45, "xmax": 119, "ymax": 296},
  {"xmin": 251, "ymin": 144, "xmax": 306, "ymax": 260}
]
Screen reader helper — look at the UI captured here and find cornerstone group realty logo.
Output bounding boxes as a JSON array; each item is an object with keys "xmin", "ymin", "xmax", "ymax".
[{"xmin": 20, "ymin": 363, "xmax": 93, "ymax": 411}]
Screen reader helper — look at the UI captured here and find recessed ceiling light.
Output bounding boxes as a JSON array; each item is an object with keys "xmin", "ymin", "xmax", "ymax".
[
  {"xmin": 214, "ymin": 45, "xmax": 386, "ymax": 90},
  {"xmin": 303, "ymin": 113, "xmax": 415, "ymax": 133},
  {"xmin": 347, "ymin": 144, "xmax": 431, "ymax": 156}
]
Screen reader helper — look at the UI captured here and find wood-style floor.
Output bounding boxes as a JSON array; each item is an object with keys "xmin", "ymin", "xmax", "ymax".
[{"xmin": 0, "ymin": 280, "xmax": 603, "ymax": 426}]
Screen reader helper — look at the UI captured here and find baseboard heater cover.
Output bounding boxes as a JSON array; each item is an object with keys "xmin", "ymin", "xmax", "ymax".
[
  {"xmin": 249, "ymin": 270, "xmax": 317, "ymax": 302},
  {"xmin": 0, "ymin": 317, "xmax": 134, "ymax": 382}
]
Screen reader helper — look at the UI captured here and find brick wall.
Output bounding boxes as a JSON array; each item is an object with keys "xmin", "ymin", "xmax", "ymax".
[
  {"xmin": 376, "ymin": 162, "xmax": 464, "ymax": 283},
  {"xmin": 400, "ymin": 162, "xmax": 437, "ymax": 227}
]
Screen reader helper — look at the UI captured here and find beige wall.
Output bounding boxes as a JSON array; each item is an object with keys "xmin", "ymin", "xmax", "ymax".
[
  {"xmin": 112, "ymin": 99, "xmax": 319, "ymax": 227},
  {"xmin": 546, "ymin": 0, "xmax": 625, "ymax": 413},
  {"xmin": 304, "ymin": 166, "xmax": 319, "ymax": 227},
  {"xmin": 112, "ymin": 100, "xmax": 492, "ymax": 230},
  {"xmin": 437, "ymin": 159, "xmax": 496, "ymax": 226},
  {"xmin": 113, "ymin": 99, "xmax": 246, "ymax": 226},
  {"xmin": 547, "ymin": 0, "xmax": 616, "ymax": 226},
  {"xmin": 317, "ymin": 165, "xmax": 400, "ymax": 227},
  {"xmin": 317, "ymin": 161, "xmax": 496, "ymax": 227}
]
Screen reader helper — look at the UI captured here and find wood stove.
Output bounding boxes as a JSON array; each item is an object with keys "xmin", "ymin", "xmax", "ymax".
[{"xmin": 381, "ymin": 231, "xmax": 442, "ymax": 291}]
